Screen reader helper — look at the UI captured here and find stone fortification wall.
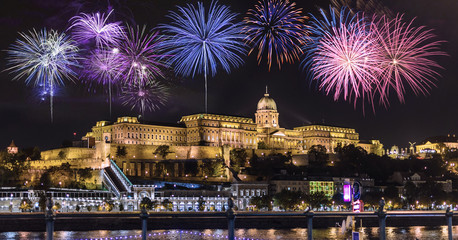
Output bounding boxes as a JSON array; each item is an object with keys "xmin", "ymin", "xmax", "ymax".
[
  {"xmin": 41, "ymin": 147, "xmax": 96, "ymax": 160},
  {"xmin": 106, "ymin": 144, "xmax": 226, "ymax": 161},
  {"xmin": 29, "ymin": 158, "xmax": 107, "ymax": 169}
]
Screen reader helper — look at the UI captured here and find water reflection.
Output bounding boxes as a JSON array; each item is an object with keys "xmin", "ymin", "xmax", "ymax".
[{"xmin": 0, "ymin": 227, "xmax": 454, "ymax": 240}]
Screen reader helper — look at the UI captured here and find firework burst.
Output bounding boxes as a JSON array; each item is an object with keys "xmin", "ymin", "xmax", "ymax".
[
  {"xmin": 69, "ymin": 10, "xmax": 124, "ymax": 48},
  {"xmin": 83, "ymin": 48, "xmax": 124, "ymax": 116},
  {"xmin": 160, "ymin": 0, "xmax": 246, "ymax": 113},
  {"xmin": 6, "ymin": 28, "xmax": 79, "ymax": 122},
  {"xmin": 373, "ymin": 15, "xmax": 446, "ymax": 105},
  {"xmin": 243, "ymin": 0, "xmax": 309, "ymax": 70},
  {"xmin": 120, "ymin": 81, "xmax": 169, "ymax": 116},
  {"xmin": 306, "ymin": 8, "xmax": 382, "ymax": 105},
  {"xmin": 117, "ymin": 25, "xmax": 167, "ymax": 85}
]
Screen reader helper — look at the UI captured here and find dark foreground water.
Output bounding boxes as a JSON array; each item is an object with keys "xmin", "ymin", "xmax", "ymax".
[{"xmin": 1, "ymin": 226, "xmax": 458, "ymax": 240}]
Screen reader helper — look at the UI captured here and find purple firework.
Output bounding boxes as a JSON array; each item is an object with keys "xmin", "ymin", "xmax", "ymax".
[
  {"xmin": 69, "ymin": 10, "xmax": 124, "ymax": 48},
  {"xmin": 117, "ymin": 25, "xmax": 167, "ymax": 85},
  {"xmin": 83, "ymin": 48, "xmax": 124, "ymax": 116},
  {"xmin": 120, "ymin": 80, "xmax": 169, "ymax": 116}
]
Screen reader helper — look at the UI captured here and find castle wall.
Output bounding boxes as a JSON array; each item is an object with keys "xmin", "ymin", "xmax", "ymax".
[{"xmin": 41, "ymin": 147, "xmax": 96, "ymax": 160}]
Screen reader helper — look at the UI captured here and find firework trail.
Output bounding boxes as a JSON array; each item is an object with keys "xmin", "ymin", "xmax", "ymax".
[
  {"xmin": 120, "ymin": 80, "xmax": 169, "ymax": 117},
  {"xmin": 69, "ymin": 9, "xmax": 124, "ymax": 48},
  {"xmin": 6, "ymin": 29, "xmax": 79, "ymax": 122},
  {"xmin": 243, "ymin": 0, "xmax": 309, "ymax": 70},
  {"xmin": 160, "ymin": 0, "xmax": 246, "ymax": 113}
]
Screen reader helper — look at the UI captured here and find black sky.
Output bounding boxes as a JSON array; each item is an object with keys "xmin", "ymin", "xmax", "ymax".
[{"xmin": 0, "ymin": 0, "xmax": 457, "ymax": 150}]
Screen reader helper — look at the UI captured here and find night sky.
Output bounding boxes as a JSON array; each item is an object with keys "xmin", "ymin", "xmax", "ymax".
[{"xmin": 0, "ymin": 0, "xmax": 457, "ymax": 150}]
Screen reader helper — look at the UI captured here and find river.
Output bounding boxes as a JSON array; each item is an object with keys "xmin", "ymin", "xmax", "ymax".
[{"xmin": 0, "ymin": 226, "xmax": 456, "ymax": 240}]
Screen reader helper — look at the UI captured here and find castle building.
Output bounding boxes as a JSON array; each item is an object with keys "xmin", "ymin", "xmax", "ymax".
[
  {"xmin": 83, "ymin": 89, "xmax": 382, "ymax": 154},
  {"xmin": 416, "ymin": 135, "xmax": 458, "ymax": 154}
]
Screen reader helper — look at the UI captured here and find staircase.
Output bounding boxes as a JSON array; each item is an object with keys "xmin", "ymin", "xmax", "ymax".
[{"xmin": 102, "ymin": 160, "xmax": 133, "ymax": 198}]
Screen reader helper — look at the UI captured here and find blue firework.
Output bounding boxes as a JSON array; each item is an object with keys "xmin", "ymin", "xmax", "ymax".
[
  {"xmin": 6, "ymin": 28, "xmax": 80, "ymax": 122},
  {"xmin": 160, "ymin": 1, "xmax": 246, "ymax": 113},
  {"xmin": 243, "ymin": 0, "xmax": 309, "ymax": 70}
]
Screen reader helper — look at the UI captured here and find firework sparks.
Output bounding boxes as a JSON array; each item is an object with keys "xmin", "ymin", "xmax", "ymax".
[
  {"xmin": 69, "ymin": 10, "xmax": 124, "ymax": 48},
  {"xmin": 373, "ymin": 15, "xmax": 446, "ymax": 105},
  {"xmin": 243, "ymin": 0, "xmax": 309, "ymax": 70},
  {"xmin": 83, "ymin": 48, "xmax": 124, "ymax": 116},
  {"xmin": 117, "ymin": 25, "xmax": 167, "ymax": 85},
  {"xmin": 311, "ymin": 19, "xmax": 382, "ymax": 104},
  {"xmin": 160, "ymin": 0, "xmax": 246, "ymax": 113},
  {"xmin": 120, "ymin": 81, "xmax": 169, "ymax": 116},
  {"xmin": 6, "ymin": 28, "xmax": 79, "ymax": 122},
  {"xmin": 331, "ymin": 0, "xmax": 394, "ymax": 19},
  {"xmin": 306, "ymin": 8, "xmax": 381, "ymax": 105}
]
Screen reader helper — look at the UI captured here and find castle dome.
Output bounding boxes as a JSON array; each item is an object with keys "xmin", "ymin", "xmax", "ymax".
[{"xmin": 257, "ymin": 87, "xmax": 277, "ymax": 111}]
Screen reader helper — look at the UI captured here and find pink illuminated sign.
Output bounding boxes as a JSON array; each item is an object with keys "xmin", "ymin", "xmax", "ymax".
[{"xmin": 343, "ymin": 184, "xmax": 351, "ymax": 202}]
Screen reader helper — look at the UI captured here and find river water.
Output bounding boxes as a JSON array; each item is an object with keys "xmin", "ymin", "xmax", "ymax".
[{"xmin": 0, "ymin": 226, "xmax": 456, "ymax": 239}]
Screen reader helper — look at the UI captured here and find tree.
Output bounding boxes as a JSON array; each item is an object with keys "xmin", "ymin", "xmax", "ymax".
[
  {"xmin": 257, "ymin": 141, "xmax": 268, "ymax": 149},
  {"xmin": 308, "ymin": 145, "xmax": 329, "ymax": 168},
  {"xmin": 119, "ymin": 203, "xmax": 124, "ymax": 212},
  {"xmin": 197, "ymin": 196, "xmax": 206, "ymax": 211},
  {"xmin": 273, "ymin": 190, "xmax": 304, "ymax": 210},
  {"xmin": 19, "ymin": 198, "xmax": 32, "ymax": 212},
  {"xmin": 87, "ymin": 205, "xmax": 92, "ymax": 212},
  {"xmin": 250, "ymin": 195, "xmax": 272, "ymax": 211},
  {"xmin": 35, "ymin": 191, "xmax": 47, "ymax": 212},
  {"xmin": 307, "ymin": 191, "xmax": 330, "ymax": 209},
  {"xmin": 116, "ymin": 146, "xmax": 127, "ymax": 158},
  {"xmin": 154, "ymin": 145, "xmax": 172, "ymax": 159},
  {"xmin": 105, "ymin": 200, "xmax": 114, "ymax": 212},
  {"xmin": 78, "ymin": 168, "xmax": 93, "ymax": 180},
  {"xmin": 0, "ymin": 150, "xmax": 30, "ymax": 183},
  {"xmin": 76, "ymin": 205, "xmax": 80, "ymax": 212},
  {"xmin": 57, "ymin": 150, "xmax": 67, "ymax": 160},
  {"xmin": 140, "ymin": 197, "xmax": 153, "ymax": 210},
  {"xmin": 230, "ymin": 149, "xmax": 247, "ymax": 172},
  {"xmin": 334, "ymin": 144, "xmax": 367, "ymax": 175},
  {"xmin": 31, "ymin": 147, "xmax": 41, "ymax": 160},
  {"xmin": 201, "ymin": 159, "xmax": 224, "ymax": 177},
  {"xmin": 162, "ymin": 199, "xmax": 173, "ymax": 211},
  {"xmin": 53, "ymin": 202, "xmax": 62, "ymax": 211},
  {"xmin": 404, "ymin": 181, "xmax": 418, "ymax": 207}
]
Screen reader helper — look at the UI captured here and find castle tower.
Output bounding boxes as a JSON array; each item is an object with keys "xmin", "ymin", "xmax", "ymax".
[
  {"xmin": 255, "ymin": 86, "xmax": 279, "ymax": 128},
  {"xmin": 7, "ymin": 140, "xmax": 18, "ymax": 154}
]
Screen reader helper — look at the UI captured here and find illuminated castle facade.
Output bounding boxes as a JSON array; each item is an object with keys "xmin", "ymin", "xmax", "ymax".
[{"xmin": 84, "ymin": 89, "xmax": 382, "ymax": 154}]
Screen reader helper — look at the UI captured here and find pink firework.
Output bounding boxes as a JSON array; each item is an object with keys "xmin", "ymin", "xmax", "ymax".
[
  {"xmin": 373, "ymin": 15, "xmax": 446, "ymax": 105},
  {"xmin": 310, "ymin": 16, "xmax": 382, "ymax": 104}
]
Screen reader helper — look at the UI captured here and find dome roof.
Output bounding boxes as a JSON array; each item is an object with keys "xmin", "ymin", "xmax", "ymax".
[{"xmin": 257, "ymin": 88, "xmax": 277, "ymax": 110}]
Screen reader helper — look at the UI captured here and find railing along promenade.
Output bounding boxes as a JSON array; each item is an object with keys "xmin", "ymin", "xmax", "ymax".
[{"xmin": 1, "ymin": 198, "xmax": 455, "ymax": 240}]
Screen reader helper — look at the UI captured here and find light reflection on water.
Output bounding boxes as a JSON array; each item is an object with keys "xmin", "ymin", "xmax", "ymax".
[{"xmin": 0, "ymin": 226, "xmax": 456, "ymax": 240}]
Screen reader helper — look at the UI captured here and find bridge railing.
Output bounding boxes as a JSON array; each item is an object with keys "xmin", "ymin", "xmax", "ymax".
[{"xmin": 6, "ymin": 197, "xmax": 455, "ymax": 240}]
